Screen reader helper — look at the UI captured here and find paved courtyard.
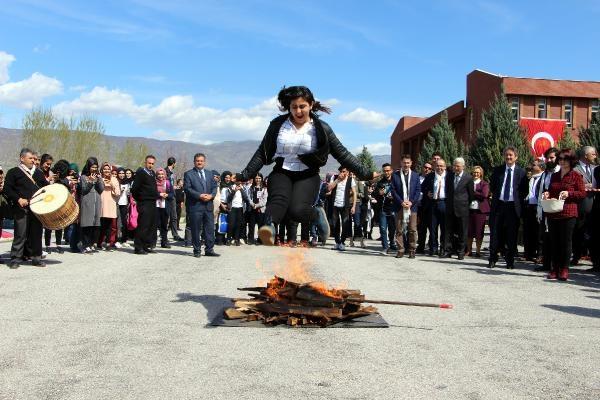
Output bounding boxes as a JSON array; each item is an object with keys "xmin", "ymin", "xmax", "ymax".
[{"xmin": 0, "ymin": 238, "xmax": 599, "ymax": 400}]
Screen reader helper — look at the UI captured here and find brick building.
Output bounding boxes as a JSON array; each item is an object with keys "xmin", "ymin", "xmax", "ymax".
[{"xmin": 390, "ymin": 69, "xmax": 600, "ymax": 168}]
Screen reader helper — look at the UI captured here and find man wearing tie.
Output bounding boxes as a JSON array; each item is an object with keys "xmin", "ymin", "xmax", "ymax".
[
  {"xmin": 488, "ymin": 147, "xmax": 527, "ymax": 269},
  {"xmin": 184, "ymin": 153, "xmax": 220, "ymax": 258},
  {"xmin": 131, "ymin": 155, "xmax": 159, "ymax": 255},
  {"xmin": 590, "ymin": 163, "xmax": 600, "ymax": 273},
  {"xmin": 421, "ymin": 158, "xmax": 448, "ymax": 256},
  {"xmin": 572, "ymin": 146, "xmax": 597, "ymax": 265},
  {"xmin": 443, "ymin": 157, "xmax": 474, "ymax": 260}
]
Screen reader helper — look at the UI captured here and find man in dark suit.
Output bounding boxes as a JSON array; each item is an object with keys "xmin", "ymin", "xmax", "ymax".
[
  {"xmin": 390, "ymin": 154, "xmax": 421, "ymax": 259},
  {"xmin": 589, "ymin": 165, "xmax": 600, "ymax": 272},
  {"xmin": 184, "ymin": 153, "xmax": 219, "ymax": 258},
  {"xmin": 131, "ymin": 155, "xmax": 159, "ymax": 255},
  {"xmin": 3, "ymin": 148, "xmax": 49, "ymax": 268},
  {"xmin": 488, "ymin": 146, "xmax": 527, "ymax": 269},
  {"xmin": 421, "ymin": 158, "xmax": 449, "ymax": 256},
  {"xmin": 416, "ymin": 162, "xmax": 433, "ymax": 254},
  {"xmin": 571, "ymin": 146, "xmax": 596, "ymax": 265},
  {"xmin": 443, "ymin": 157, "xmax": 474, "ymax": 260}
]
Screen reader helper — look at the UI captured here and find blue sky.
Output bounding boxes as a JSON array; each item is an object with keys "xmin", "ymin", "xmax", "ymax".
[{"xmin": 1, "ymin": 0, "xmax": 599, "ymax": 155}]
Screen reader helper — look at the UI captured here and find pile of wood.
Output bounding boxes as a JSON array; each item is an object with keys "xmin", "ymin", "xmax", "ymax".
[{"xmin": 224, "ymin": 276, "xmax": 379, "ymax": 327}]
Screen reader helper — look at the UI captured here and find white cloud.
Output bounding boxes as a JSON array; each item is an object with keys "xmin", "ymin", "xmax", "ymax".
[
  {"xmin": 339, "ymin": 107, "xmax": 396, "ymax": 129},
  {"xmin": 53, "ymin": 87, "xmax": 280, "ymax": 142},
  {"xmin": 54, "ymin": 86, "xmax": 138, "ymax": 116},
  {"xmin": 0, "ymin": 51, "xmax": 16, "ymax": 84},
  {"xmin": 0, "ymin": 51, "xmax": 63, "ymax": 108},
  {"xmin": 352, "ymin": 142, "xmax": 391, "ymax": 156},
  {"xmin": 69, "ymin": 85, "xmax": 87, "ymax": 92},
  {"xmin": 33, "ymin": 44, "xmax": 51, "ymax": 54}
]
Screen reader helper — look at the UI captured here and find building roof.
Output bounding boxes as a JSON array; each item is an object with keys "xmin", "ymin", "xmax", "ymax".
[{"xmin": 473, "ymin": 69, "xmax": 600, "ymax": 98}]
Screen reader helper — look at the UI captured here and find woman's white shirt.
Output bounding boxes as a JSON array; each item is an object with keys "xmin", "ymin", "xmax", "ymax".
[{"xmin": 274, "ymin": 118, "xmax": 317, "ymax": 172}]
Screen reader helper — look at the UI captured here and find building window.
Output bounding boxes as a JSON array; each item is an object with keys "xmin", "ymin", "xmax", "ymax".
[
  {"xmin": 563, "ymin": 99, "xmax": 573, "ymax": 127},
  {"xmin": 536, "ymin": 98, "xmax": 547, "ymax": 119},
  {"xmin": 591, "ymin": 99, "xmax": 599, "ymax": 123},
  {"xmin": 510, "ymin": 96, "xmax": 520, "ymax": 122}
]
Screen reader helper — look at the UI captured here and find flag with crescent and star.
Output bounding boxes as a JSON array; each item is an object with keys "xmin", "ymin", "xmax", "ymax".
[{"xmin": 519, "ymin": 118, "xmax": 566, "ymax": 158}]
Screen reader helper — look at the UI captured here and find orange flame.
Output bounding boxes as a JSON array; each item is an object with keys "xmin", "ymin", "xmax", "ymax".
[{"xmin": 256, "ymin": 249, "xmax": 347, "ymax": 300}]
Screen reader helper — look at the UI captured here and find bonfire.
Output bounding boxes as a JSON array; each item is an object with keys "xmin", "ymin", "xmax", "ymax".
[{"xmin": 223, "ymin": 251, "xmax": 452, "ymax": 327}]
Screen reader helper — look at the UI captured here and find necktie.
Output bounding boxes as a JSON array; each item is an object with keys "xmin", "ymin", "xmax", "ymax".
[
  {"xmin": 454, "ymin": 175, "xmax": 460, "ymax": 189},
  {"xmin": 586, "ymin": 165, "xmax": 591, "ymax": 180},
  {"xmin": 503, "ymin": 168, "xmax": 512, "ymax": 201},
  {"xmin": 199, "ymin": 169, "xmax": 206, "ymax": 191},
  {"xmin": 436, "ymin": 176, "xmax": 442, "ymax": 199}
]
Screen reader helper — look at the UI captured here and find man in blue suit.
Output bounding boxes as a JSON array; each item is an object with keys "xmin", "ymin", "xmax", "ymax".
[
  {"xmin": 391, "ymin": 154, "xmax": 421, "ymax": 259},
  {"xmin": 488, "ymin": 146, "xmax": 527, "ymax": 269},
  {"xmin": 184, "ymin": 153, "xmax": 219, "ymax": 258}
]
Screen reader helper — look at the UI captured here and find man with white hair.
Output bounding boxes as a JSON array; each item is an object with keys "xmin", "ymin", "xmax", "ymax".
[
  {"xmin": 572, "ymin": 146, "xmax": 597, "ymax": 265},
  {"xmin": 442, "ymin": 157, "xmax": 474, "ymax": 260}
]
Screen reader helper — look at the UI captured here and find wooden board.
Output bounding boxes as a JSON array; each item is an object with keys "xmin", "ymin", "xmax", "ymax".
[{"xmin": 209, "ymin": 310, "xmax": 389, "ymax": 328}]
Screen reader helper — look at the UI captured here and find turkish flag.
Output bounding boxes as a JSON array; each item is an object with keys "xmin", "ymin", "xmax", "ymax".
[{"xmin": 519, "ymin": 118, "xmax": 566, "ymax": 158}]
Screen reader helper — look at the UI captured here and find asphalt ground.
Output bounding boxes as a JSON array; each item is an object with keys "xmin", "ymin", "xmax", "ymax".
[{"xmin": 0, "ymin": 236, "xmax": 599, "ymax": 400}]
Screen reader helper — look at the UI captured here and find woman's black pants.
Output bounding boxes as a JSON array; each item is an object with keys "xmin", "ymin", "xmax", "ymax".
[
  {"xmin": 548, "ymin": 217, "xmax": 576, "ymax": 271},
  {"xmin": 156, "ymin": 207, "xmax": 169, "ymax": 246},
  {"xmin": 266, "ymin": 169, "xmax": 320, "ymax": 225}
]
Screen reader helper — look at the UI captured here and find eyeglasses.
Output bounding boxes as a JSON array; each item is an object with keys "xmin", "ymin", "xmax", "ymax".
[{"xmin": 423, "ymin": 166, "xmax": 432, "ymax": 170}]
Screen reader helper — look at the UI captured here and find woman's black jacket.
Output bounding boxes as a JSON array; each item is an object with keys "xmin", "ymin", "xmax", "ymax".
[{"xmin": 238, "ymin": 113, "xmax": 371, "ymax": 181}]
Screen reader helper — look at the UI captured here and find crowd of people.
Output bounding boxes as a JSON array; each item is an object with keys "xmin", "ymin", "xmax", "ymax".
[
  {"xmin": 0, "ymin": 85, "xmax": 598, "ymax": 283},
  {"xmin": 1, "ymin": 144, "xmax": 598, "ymax": 281}
]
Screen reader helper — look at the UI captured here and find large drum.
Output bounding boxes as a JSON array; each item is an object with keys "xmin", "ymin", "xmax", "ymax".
[{"xmin": 30, "ymin": 183, "xmax": 79, "ymax": 230}]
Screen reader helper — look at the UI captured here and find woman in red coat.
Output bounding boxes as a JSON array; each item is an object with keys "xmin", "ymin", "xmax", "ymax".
[
  {"xmin": 466, "ymin": 166, "xmax": 490, "ymax": 257},
  {"xmin": 543, "ymin": 148, "xmax": 586, "ymax": 281}
]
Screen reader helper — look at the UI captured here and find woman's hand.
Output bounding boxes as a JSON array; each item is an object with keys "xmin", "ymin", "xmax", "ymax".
[
  {"xmin": 542, "ymin": 191, "xmax": 550, "ymax": 200},
  {"xmin": 559, "ymin": 191, "xmax": 569, "ymax": 200}
]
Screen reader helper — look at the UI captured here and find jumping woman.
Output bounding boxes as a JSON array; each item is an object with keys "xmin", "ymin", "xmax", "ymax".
[{"xmin": 237, "ymin": 86, "xmax": 378, "ymax": 245}]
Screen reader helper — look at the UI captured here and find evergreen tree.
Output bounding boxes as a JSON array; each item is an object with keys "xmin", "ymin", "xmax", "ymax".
[
  {"xmin": 469, "ymin": 92, "xmax": 533, "ymax": 178},
  {"xmin": 355, "ymin": 145, "xmax": 377, "ymax": 173},
  {"xmin": 578, "ymin": 115, "xmax": 600, "ymax": 150},
  {"xmin": 557, "ymin": 128, "xmax": 578, "ymax": 151},
  {"xmin": 418, "ymin": 110, "xmax": 468, "ymax": 167}
]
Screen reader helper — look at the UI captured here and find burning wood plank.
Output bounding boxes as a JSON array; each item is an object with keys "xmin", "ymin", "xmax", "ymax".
[{"xmin": 225, "ymin": 275, "xmax": 453, "ymax": 327}]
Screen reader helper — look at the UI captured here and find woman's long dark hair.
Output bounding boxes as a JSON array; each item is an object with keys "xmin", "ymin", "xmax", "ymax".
[
  {"xmin": 251, "ymin": 172, "xmax": 264, "ymax": 188},
  {"xmin": 117, "ymin": 167, "xmax": 129, "ymax": 184},
  {"xmin": 277, "ymin": 86, "xmax": 331, "ymax": 115},
  {"xmin": 51, "ymin": 159, "xmax": 70, "ymax": 180},
  {"xmin": 81, "ymin": 157, "xmax": 98, "ymax": 176},
  {"xmin": 220, "ymin": 170, "xmax": 232, "ymax": 189}
]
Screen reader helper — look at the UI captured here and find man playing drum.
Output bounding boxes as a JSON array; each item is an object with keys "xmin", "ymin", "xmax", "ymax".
[{"xmin": 3, "ymin": 148, "xmax": 49, "ymax": 268}]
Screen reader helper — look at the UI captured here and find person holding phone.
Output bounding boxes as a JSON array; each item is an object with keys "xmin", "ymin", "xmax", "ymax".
[{"xmin": 78, "ymin": 157, "xmax": 104, "ymax": 254}]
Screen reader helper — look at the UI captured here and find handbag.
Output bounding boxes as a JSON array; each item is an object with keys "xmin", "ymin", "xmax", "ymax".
[
  {"xmin": 127, "ymin": 198, "xmax": 138, "ymax": 230},
  {"xmin": 217, "ymin": 213, "xmax": 228, "ymax": 234},
  {"xmin": 540, "ymin": 198, "xmax": 564, "ymax": 214}
]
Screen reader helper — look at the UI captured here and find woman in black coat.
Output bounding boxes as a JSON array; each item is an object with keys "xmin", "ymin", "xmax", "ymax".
[{"xmin": 237, "ymin": 86, "xmax": 377, "ymax": 245}]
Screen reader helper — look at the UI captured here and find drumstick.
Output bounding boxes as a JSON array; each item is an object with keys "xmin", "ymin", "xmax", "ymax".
[
  {"xmin": 30, "ymin": 189, "xmax": 46, "ymax": 201},
  {"xmin": 29, "ymin": 198, "xmax": 47, "ymax": 206}
]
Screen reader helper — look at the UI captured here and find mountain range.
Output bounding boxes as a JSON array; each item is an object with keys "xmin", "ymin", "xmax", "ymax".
[{"xmin": 0, "ymin": 127, "xmax": 390, "ymax": 176}]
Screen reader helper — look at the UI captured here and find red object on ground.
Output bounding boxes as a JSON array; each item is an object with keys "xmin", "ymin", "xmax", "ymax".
[
  {"xmin": 519, "ymin": 118, "xmax": 566, "ymax": 158},
  {"xmin": 440, "ymin": 304, "xmax": 453, "ymax": 309}
]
